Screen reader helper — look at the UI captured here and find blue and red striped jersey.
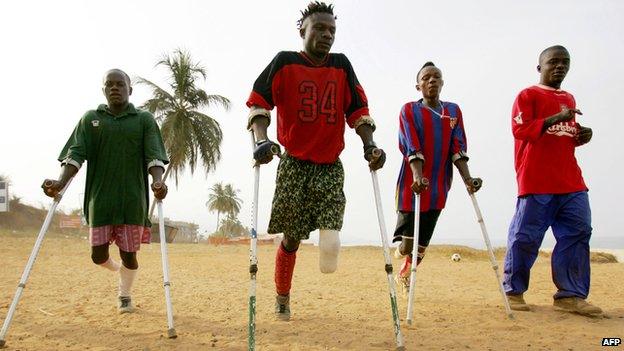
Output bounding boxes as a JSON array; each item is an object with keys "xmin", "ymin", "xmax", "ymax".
[
  {"xmin": 396, "ymin": 100, "xmax": 468, "ymax": 212},
  {"xmin": 247, "ymin": 51, "xmax": 369, "ymax": 164}
]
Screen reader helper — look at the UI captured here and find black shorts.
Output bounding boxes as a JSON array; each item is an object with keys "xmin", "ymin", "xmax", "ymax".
[{"xmin": 392, "ymin": 210, "xmax": 442, "ymax": 247}]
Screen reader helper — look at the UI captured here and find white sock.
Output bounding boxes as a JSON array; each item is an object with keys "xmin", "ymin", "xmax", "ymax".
[
  {"xmin": 319, "ymin": 229, "xmax": 340, "ymax": 273},
  {"xmin": 99, "ymin": 257, "xmax": 121, "ymax": 272},
  {"xmin": 119, "ymin": 265, "xmax": 138, "ymax": 297}
]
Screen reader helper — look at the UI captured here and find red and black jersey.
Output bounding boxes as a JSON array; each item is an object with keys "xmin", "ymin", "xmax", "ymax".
[
  {"xmin": 247, "ymin": 51, "xmax": 370, "ymax": 164},
  {"xmin": 511, "ymin": 85, "xmax": 587, "ymax": 196}
]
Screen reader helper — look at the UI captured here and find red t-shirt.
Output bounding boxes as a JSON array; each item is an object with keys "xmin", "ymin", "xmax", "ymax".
[
  {"xmin": 511, "ymin": 85, "xmax": 587, "ymax": 196},
  {"xmin": 246, "ymin": 51, "xmax": 369, "ymax": 164}
]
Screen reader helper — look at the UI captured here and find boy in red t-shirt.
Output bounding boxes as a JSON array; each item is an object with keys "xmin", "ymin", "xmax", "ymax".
[{"xmin": 503, "ymin": 45, "xmax": 600, "ymax": 317}]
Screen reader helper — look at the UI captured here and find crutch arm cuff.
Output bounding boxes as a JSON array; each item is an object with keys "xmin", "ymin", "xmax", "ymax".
[
  {"xmin": 147, "ymin": 159, "xmax": 166, "ymax": 171},
  {"xmin": 61, "ymin": 157, "xmax": 82, "ymax": 171},
  {"xmin": 408, "ymin": 153, "xmax": 425, "ymax": 163},
  {"xmin": 451, "ymin": 151, "xmax": 469, "ymax": 162},
  {"xmin": 247, "ymin": 106, "xmax": 271, "ymax": 130}
]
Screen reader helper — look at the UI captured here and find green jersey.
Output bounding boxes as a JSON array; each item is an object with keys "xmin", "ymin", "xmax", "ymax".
[{"xmin": 58, "ymin": 103, "xmax": 169, "ymax": 227}]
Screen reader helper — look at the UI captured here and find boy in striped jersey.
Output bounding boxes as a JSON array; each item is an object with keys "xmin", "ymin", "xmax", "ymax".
[{"xmin": 393, "ymin": 62, "xmax": 482, "ymax": 293}]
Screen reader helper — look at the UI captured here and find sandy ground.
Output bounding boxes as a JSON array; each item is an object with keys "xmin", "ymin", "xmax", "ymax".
[{"xmin": 0, "ymin": 233, "xmax": 622, "ymax": 351}]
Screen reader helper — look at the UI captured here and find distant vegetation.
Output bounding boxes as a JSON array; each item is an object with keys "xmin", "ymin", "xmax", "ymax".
[
  {"xmin": 206, "ymin": 182, "xmax": 249, "ymax": 240},
  {"xmin": 0, "ymin": 197, "xmax": 78, "ymax": 233}
]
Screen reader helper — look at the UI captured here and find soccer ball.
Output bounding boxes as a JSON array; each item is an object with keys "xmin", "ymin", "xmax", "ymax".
[{"xmin": 451, "ymin": 253, "xmax": 461, "ymax": 262}]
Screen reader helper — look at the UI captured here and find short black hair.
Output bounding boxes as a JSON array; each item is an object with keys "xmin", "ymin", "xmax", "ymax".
[
  {"xmin": 297, "ymin": 1, "xmax": 336, "ymax": 30},
  {"xmin": 104, "ymin": 68, "xmax": 131, "ymax": 86},
  {"xmin": 539, "ymin": 45, "xmax": 569, "ymax": 63},
  {"xmin": 416, "ymin": 61, "xmax": 436, "ymax": 81}
]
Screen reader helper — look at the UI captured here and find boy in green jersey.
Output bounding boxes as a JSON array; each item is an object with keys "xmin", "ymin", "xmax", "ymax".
[{"xmin": 42, "ymin": 69, "xmax": 169, "ymax": 313}]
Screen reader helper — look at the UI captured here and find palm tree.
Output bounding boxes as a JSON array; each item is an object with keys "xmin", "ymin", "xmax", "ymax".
[
  {"xmin": 223, "ymin": 184, "xmax": 242, "ymax": 217},
  {"xmin": 218, "ymin": 215, "xmax": 249, "ymax": 238},
  {"xmin": 138, "ymin": 49, "xmax": 231, "ymax": 219},
  {"xmin": 206, "ymin": 182, "xmax": 242, "ymax": 229}
]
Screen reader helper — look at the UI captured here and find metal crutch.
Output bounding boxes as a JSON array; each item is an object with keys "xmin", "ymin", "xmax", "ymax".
[
  {"xmin": 154, "ymin": 185, "xmax": 178, "ymax": 338},
  {"xmin": 466, "ymin": 182, "xmax": 514, "ymax": 319},
  {"xmin": 406, "ymin": 193, "xmax": 421, "ymax": 326},
  {"xmin": 0, "ymin": 178, "xmax": 73, "ymax": 347},
  {"xmin": 247, "ymin": 131, "xmax": 279, "ymax": 351},
  {"xmin": 370, "ymin": 166, "xmax": 406, "ymax": 351}
]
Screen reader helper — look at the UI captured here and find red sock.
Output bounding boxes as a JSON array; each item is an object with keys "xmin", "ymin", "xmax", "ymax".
[
  {"xmin": 275, "ymin": 243, "xmax": 297, "ymax": 295},
  {"xmin": 399, "ymin": 256, "xmax": 411, "ymax": 277},
  {"xmin": 400, "ymin": 247, "xmax": 427, "ymax": 277}
]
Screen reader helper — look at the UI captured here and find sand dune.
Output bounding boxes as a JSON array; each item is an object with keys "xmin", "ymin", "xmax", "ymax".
[{"xmin": 0, "ymin": 234, "xmax": 622, "ymax": 350}]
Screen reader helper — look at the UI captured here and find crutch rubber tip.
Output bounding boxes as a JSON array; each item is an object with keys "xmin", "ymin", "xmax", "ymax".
[
  {"xmin": 406, "ymin": 319, "xmax": 413, "ymax": 326},
  {"xmin": 508, "ymin": 313, "xmax": 515, "ymax": 320},
  {"xmin": 167, "ymin": 328, "xmax": 178, "ymax": 339},
  {"xmin": 0, "ymin": 339, "xmax": 6, "ymax": 348},
  {"xmin": 396, "ymin": 346, "xmax": 406, "ymax": 351}
]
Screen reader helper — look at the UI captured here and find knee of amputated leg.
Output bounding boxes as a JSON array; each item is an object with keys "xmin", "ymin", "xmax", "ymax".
[
  {"xmin": 319, "ymin": 229, "xmax": 340, "ymax": 273},
  {"xmin": 91, "ymin": 252, "xmax": 108, "ymax": 265},
  {"xmin": 91, "ymin": 245, "xmax": 109, "ymax": 265},
  {"xmin": 399, "ymin": 236, "xmax": 413, "ymax": 256},
  {"xmin": 119, "ymin": 251, "xmax": 138, "ymax": 270}
]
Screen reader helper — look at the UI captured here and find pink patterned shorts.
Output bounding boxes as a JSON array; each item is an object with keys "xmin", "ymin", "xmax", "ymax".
[{"xmin": 89, "ymin": 225, "xmax": 151, "ymax": 252}]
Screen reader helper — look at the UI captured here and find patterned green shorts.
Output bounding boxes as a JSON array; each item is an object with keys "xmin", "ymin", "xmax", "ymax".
[{"xmin": 267, "ymin": 154, "xmax": 346, "ymax": 240}]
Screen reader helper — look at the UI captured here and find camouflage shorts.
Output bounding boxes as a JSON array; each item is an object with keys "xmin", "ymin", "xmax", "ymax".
[{"xmin": 267, "ymin": 154, "xmax": 346, "ymax": 241}]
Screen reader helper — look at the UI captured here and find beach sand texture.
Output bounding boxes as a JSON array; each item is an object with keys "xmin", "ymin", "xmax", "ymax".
[{"xmin": 0, "ymin": 235, "xmax": 622, "ymax": 351}]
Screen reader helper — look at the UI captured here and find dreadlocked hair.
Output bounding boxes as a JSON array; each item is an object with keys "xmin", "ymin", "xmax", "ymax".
[
  {"xmin": 297, "ymin": 1, "xmax": 336, "ymax": 30},
  {"xmin": 417, "ymin": 61, "xmax": 436, "ymax": 80}
]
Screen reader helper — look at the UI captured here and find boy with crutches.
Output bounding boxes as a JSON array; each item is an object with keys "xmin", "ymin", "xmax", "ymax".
[
  {"xmin": 393, "ymin": 62, "xmax": 482, "ymax": 294},
  {"xmin": 247, "ymin": 1, "xmax": 386, "ymax": 321},
  {"xmin": 42, "ymin": 69, "xmax": 169, "ymax": 313}
]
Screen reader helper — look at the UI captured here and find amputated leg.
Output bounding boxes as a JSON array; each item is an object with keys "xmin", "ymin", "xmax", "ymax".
[{"xmin": 319, "ymin": 229, "xmax": 340, "ymax": 273}]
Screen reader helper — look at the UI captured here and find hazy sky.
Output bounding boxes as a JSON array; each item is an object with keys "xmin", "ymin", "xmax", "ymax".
[{"xmin": 1, "ymin": 0, "xmax": 622, "ymax": 248}]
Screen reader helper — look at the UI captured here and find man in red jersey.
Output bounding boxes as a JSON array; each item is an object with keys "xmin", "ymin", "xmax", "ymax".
[
  {"xmin": 503, "ymin": 45, "xmax": 600, "ymax": 317},
  {"xmin": 246, "ymin": 1, "xmax": 385, "ymax": 321}
]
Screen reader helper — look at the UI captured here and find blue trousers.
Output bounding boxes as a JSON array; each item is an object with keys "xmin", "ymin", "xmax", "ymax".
[{"xmin": 503, "ymin": 191, "xmax": 592, "ymax": 299}]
